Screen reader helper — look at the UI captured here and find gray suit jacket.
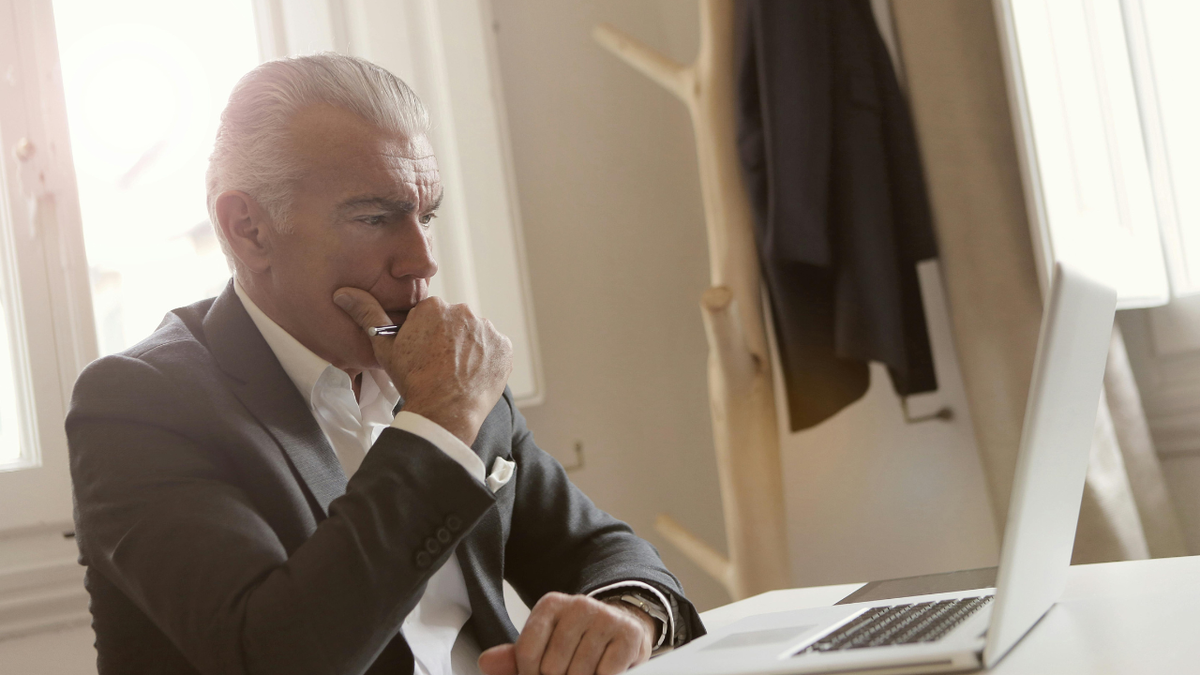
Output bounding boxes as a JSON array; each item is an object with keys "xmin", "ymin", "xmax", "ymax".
[{"xmin": 67, "ymin": 283, "xmax": 703, "ymax": 675}]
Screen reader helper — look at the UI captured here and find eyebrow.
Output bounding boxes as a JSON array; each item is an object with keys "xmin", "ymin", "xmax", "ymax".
[{"xmin": 336, "ymin": 189, "xmax": 444, "ymax": 217}]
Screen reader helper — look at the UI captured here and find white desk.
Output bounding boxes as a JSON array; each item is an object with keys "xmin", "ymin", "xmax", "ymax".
[{"xmin": 699, "ymin": 556, "xmax": 1200, "ymax": 673}]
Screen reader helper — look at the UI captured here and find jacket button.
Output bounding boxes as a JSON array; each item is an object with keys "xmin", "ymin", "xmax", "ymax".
[
  {"xmin": 415, "ymin": 551, "xmax": 432, "ymax": 569},
  {"xmin": 436, "ymin": 527, "xmax": 452, "ymax": 544},
  {"xmin": 424, "ymin": 537, "xmax": 441, "ymax": 555},
  {"xmin": 445, "ymin": 514, "xmax": 463, "ymax": 532}
]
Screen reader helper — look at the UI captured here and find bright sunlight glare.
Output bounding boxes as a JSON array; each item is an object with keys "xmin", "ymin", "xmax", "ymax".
[
  {"xmin": 52, "ymin": 0, "xmax": 260, "ymax": 356},
  {"xmin": 1141, "ymin": 1, "xmax": 1200, "ymax": 287}
]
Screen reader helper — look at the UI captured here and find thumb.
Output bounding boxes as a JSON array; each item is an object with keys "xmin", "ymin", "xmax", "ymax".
[
  {"xmin": 478, "ymin": 644, "xmax": 517, "ymax": 675},
  {"xmin": 333, "ymin": 287, "xmax": 391, "ymax": 333}
]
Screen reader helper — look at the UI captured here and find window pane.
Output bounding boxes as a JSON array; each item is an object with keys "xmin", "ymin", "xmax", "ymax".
[
  {"xmin": 51, "ymin": 0, "xmax": 260, "ymax": 355},
  {"xmin": 1142, "ymin": 1, "xmax": 1200, "ymax": 285}
]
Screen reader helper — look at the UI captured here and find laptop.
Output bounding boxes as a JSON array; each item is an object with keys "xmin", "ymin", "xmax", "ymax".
[{"xmin": 636, "ymin": 261, "xmax": 1117, "ymax": 675}]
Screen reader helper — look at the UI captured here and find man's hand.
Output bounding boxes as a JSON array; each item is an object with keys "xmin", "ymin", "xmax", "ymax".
[
  {"xmin": 478, "ymin": 592, "xmax": 656, "ymax": 675},
  {"xmin": 334, "ymin": 288, "xmax": 512, "ymax": 446}
]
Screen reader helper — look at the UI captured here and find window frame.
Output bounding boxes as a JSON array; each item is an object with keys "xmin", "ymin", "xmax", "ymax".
[{"xmin": 0, "ymin": 0, "xmax": 98, "ymax": 531}]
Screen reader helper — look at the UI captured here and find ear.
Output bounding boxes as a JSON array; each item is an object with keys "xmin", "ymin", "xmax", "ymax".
[{"xmin": 215, "ymin": 191, "xmax": 273, "ymax": 275}]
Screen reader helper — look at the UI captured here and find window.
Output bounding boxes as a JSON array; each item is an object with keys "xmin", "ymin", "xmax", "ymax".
[
  {"xmin": 995, "ymin": 0, "xmax": 1200, "ymax": 470},
  {"xmin": 0, "ymin": 0, "xmax": 540, "ymax": 537},
  {"xmin": 51, "ymin": 0, "xmax": 261, "ymax": 356},
  {"xmin": 997, "ymin": 0, "xmax": 1200, "ymax": 314},
  {"xmin": 0, "ymin": 0, "xmax": 94, "ymax": 533},
  {"xmin": 1134, "ymin": 0, "xmax": 1200, "ymax": 296},
  {"xmin": 995, "ymin": 0, "xmax": 1169, "ymax": 309},
  {"xmin": 49, "ymin": 0, "xmax": 543, "ymax": 391},
  {"xmin": 2, "ymin": 0, "xmax": 542, "ymax": 640}
]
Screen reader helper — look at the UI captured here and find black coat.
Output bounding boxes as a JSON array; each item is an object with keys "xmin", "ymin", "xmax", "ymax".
[
  {"xmin": 66, "ymin": 282, "xmax": 702, "ymax": 675},
  {"xmin": 736, "ymin": 0, "xmax": 939, "ymax": 431}
]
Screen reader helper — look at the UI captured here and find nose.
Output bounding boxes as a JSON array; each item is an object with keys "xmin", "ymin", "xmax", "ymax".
[{"xmin": 388, "ymin": 218, "xmax": 439, "ymax": 281}]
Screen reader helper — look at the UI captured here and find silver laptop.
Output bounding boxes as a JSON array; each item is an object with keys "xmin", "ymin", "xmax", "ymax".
[{"xmin": 636, "ymin": 261, "xmax": 1117, "ymax": 675}]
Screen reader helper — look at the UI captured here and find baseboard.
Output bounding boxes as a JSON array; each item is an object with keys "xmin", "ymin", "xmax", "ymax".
[{"xmin": 0, "ymin": 524, "xmax": 89, "ymax": 642}]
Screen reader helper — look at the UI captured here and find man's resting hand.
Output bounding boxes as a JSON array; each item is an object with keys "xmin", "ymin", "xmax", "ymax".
[
  {"xmin": 478, "ymin": 592, "xmax": 656, "ymax": 675},
  {"xmin": 334, "ymin": 288, "xmax": 512, "ymax": 446}
]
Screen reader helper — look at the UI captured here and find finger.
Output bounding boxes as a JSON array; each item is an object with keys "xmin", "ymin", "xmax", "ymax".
[
  {"xmin": 516, "ymin": 594, "xmax": 565, "ymax": 675},
  {"xmin": 539, "ymin": 600, "xmax": 596, "ymax": 675},
  {"xmin": 478, "ymin": 644, "xmax": 518, "ymax": 675},
  {"xmin": 595, "ymin": 637, "xmax": 640, "ymax": 675},
  {"xmin": 566, "ymin": 627, "xmax": 613, "ymax": 675},
  {"xmin": 409, "ymin": 294, "xmax": 447, "ymax": 318},
  {"xmin": 332, "ymin": 287, "xmax": 391, "ymax": 332}
]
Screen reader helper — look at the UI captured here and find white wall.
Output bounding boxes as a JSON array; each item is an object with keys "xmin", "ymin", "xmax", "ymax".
[
  {"xmin": 779, "ymin": 263, "xmax": 999, "ymax": 586},
  {"xmin": 489, "ymin": 0, "xmax": 730, "ymax": 611},
  {"xmin": 0, "ymin": 626, "xmax": 95, "ymax": 674},
  {"xmin": 490, "ymin": 0, "xmax": 999, "ymax": 610}
]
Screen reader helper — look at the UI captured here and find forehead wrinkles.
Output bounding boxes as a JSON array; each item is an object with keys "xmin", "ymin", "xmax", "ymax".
[{"xmin": 380, "ymin": 149, "xmax": 440, "ymax": 205}]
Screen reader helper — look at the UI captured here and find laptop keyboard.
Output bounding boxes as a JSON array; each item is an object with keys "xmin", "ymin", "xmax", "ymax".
[{"xmin": 799, "ymin": 595, "xmax": 993, "ymax": 654}]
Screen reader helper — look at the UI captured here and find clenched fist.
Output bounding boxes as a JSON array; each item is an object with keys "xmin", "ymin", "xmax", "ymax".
[
  {"xmin": 334, "ymin": 288, "xmax": 513, "ymax": 446},
  {"xmin": 478, "ymin": 593, "xmax": 656, "ymax": 675}
]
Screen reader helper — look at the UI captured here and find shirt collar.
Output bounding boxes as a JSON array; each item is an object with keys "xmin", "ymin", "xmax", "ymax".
[
  {"xmin": 233, "ymin": 280, "xmax": 399, "ymax": 411},
  {"xmin": 234, "ymin": 280, "xmax": 331, "ymax": 409}
]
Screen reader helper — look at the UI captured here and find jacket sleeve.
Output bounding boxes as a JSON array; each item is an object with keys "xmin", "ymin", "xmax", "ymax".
[
  {"xmin": 67, "ymin": 353, "xmax": 496, "ymax": 675},
  {"xmin": 499, "ymin": 391, "xmax": 706, "ymax": 647}
]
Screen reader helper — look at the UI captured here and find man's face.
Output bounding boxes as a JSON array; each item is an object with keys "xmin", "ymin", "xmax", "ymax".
[{"xmin": 258, "ymin": 104, "xmax": 440, "ymax": 372}]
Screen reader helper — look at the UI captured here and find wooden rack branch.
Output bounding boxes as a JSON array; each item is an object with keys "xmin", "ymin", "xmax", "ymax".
[
  {"xmin": 655, "ymin": 513, "xmax": 733, "ymax": 591},
  {"xmin": 595, "ymin": 1, "xmax": 790, "ymax": 601},
  {"xmin": 592, "ymin": 24, "xmax": 695, "ymax": 104}
]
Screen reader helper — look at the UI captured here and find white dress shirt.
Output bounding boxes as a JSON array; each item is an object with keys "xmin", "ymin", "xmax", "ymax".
[
  {"xmin": 233, "ymin": 282, "xmax": 676, "ymax": 670},
  {"xmin": 235, "ymin": 282, "xmax": 483, "ymax": 675}
]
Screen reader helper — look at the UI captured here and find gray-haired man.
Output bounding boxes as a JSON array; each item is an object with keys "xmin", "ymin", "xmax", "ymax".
[{"xmin": 67, "ymin": 53, "xmax": 702, "ymax": 675}]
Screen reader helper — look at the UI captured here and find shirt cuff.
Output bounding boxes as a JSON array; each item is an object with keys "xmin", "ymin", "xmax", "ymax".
[
  {"xmin": 391, "ymin": 411, "xmax": 486, "ymax": 484},
  {"xmin": 588, "ymin": 580, "xmax": 676, "ymax": 650}
]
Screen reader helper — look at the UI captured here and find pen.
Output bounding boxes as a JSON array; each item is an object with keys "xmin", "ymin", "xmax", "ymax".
[{"xmin": 367, "ymin": 325, "xmax": 399, "ymax": 337}]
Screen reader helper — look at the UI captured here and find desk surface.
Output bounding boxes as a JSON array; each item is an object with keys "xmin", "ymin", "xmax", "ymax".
[{"xmin": 699, "ymin": 555, "xmax": 1200, "ymax": 673}]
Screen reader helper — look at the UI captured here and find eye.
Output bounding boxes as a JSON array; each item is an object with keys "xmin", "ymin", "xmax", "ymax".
[
  {"xmin": 358, "ymin": 214, "xmax": 387, "ymax": 227},
  {"xmin": 420, "ymin": 212, "xmax": 438, "ymax": 227}
]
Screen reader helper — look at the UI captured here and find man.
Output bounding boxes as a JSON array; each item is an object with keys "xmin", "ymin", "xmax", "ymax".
[{"xmin": 67, "ymin": 53, "xmax": 702, "ymax": 675}]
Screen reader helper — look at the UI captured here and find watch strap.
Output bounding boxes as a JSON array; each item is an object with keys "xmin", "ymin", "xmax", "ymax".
[{"xmin": 601, "ymin": 589, "xmax": 670, "ymax": 649}]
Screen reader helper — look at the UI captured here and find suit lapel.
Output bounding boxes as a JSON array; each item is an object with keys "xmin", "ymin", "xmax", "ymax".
[{"xmin": 203, "ymin": 282, "xmax": 347, "ymax": 516}]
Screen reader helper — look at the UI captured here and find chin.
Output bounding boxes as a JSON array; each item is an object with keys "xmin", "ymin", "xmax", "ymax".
[{"xmin": 329, "ymin": 337, "xmax": 381, "ymax": 374}]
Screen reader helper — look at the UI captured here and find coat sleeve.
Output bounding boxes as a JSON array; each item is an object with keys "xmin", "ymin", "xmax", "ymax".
[
  {"xmin": 499, "ymin": 391, "xmax": 706, "ymax": 647},
  {"xmin": 67, "ymin": 353, "xmax": 497, "ymax": 675}
]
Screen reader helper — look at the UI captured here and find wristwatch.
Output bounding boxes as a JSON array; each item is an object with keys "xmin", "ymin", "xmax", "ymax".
[{"xmin": 604, "ymin": 590, "xmax": 671, "ymax": 649}]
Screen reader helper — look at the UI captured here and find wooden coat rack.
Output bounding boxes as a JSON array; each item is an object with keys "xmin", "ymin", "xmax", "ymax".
[{"xmin": 594, "ymin": 0, "xmax": 789, "ymax": 600}]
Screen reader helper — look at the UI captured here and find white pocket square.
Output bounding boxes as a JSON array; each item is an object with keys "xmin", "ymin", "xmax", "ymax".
[{"xmin": 486, "ymin": 457, "xmax": 516, "ymax": 493}]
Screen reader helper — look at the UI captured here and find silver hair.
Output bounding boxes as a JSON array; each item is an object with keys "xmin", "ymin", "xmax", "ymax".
[{"xmin": 205, "ymin": 52, "xmax": 429, "ymax": 269}]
